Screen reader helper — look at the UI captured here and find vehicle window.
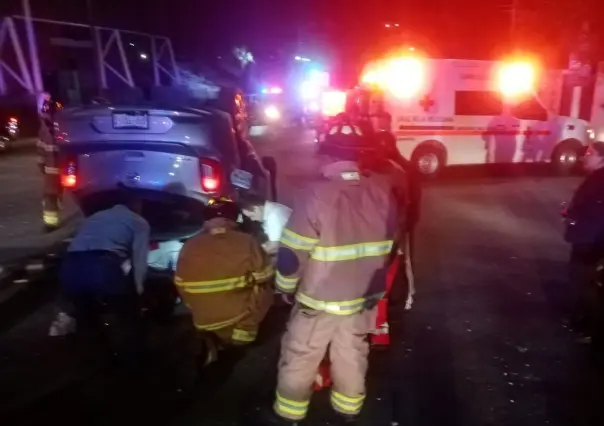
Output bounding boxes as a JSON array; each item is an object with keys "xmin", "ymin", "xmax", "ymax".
[
  {"xmin": 510, "ymin": 97, "xmax": 548, "ymax": 121},
  {"xmin": 455, "ymin": 91, "xmax": 503, "ymax": 116}
]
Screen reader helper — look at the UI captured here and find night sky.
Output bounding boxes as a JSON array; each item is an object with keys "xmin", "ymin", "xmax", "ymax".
[{"xmin": 0, "ymin": 0, "xmax": 599, "ymax": 86}]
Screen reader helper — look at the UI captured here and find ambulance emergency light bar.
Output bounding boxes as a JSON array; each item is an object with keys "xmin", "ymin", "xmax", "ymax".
[
  {"xmin": 495, "ymin": 60, "xmax": 539, "ymax": 99},
  {"xmin": 321, "ymin": 90, "xmax": 347, "ymax": 117},
  {"xmin": 360, "ymin": 52, "xmax": 539, "ymax": 100},
  {"xmin": 261, "ymin": 86, "xmax": 283, "ymax": 94},
  {"xmin": 360, "ymin": 56, "xmax": 425, "ymax": 99}
]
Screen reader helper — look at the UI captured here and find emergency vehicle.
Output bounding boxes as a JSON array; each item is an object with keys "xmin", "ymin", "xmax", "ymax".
[{"xmin": 340, "ymin": 56, "xmax": 593, "ymax": 177}]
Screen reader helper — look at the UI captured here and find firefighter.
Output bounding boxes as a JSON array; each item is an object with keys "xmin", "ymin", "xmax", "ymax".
[
  {"xmin": 262, "ymin": 122, "xmax": 403, "ymax": 425},
  {"xmin": 37, "ymin": 92, "xmax": 62, "ymax": 231},
  {"xmin": 175, "ymin": 197, "xmax": 275, "ymax": 368},
  {"xmin": 312, "ymin": 122, "xmax": 411, "ymax": 393}
]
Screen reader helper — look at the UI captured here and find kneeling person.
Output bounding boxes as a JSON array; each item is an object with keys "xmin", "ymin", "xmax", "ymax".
[{"xmin": 175, "ymin": 197, "xmax": 275, "ymax": 366}]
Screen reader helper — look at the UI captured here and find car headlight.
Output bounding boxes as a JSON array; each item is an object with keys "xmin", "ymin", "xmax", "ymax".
[
  {"xmin": 264, "ymin": 105, "xmax": 280, "ymax": 121},
  {"xmin": 587, "ymin": 128, "xmax": 596, "ymax": 140}
]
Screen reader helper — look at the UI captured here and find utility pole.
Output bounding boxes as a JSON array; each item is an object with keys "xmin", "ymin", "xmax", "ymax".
[{"xmin": 22, "ymin": 0, "xmax": 43, "ymax": 93}]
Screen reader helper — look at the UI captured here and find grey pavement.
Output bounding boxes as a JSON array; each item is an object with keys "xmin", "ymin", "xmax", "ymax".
[
  {"xmin": 1, "ymin": 129, "xmax": 603, "ymax": 426},
  {"xmin": 0, "ymin": 141, "xmax": 80, "ymax": 266}
]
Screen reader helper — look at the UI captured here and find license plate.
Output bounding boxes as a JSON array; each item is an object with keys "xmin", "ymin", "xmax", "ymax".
[
  {"xmin": 112, "ymin": 111, "xmax": 149, "ymax": 129},
  {"xmin": 230, "ymin": 169, "xmax": 253, "ymax": 189}
]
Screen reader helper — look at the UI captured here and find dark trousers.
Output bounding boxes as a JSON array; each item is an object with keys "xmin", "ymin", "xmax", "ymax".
[
  {"xmin": 569, "ymin": 244, "xmax": 604, "ymax": 342},
  {"xmin": 60, "ymin": 251, "xmax": 147, "ymax": 369}
]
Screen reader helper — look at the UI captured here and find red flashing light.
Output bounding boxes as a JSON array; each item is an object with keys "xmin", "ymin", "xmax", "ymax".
[
  {"xmin": 200, "ymin": 158, "xmax": 222, "ymax": 193},
  {"xmin": 9, "ymin": 117, "xmax": 17, "ymax": 123},
  {"xmin": 60, "ymin": 158, "xmax": 78, "ymax": 188},
  {"xmin": 61, "ymin": 173, "xmax": 77, "ymax": 188}
]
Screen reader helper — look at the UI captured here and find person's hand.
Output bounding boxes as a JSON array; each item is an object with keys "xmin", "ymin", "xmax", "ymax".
[{"xmin": 279, "ymin": 293, "xmax": 294, "ymax": 306}]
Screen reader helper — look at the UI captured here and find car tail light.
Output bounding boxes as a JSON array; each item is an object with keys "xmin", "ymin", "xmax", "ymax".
[
  {"xmin": 199, "ymin": 158, "xmax": 222, "ymax": 193},
  {"xmin": 61, "ymin": 157, "xmax": 78, "ymax": 188}
]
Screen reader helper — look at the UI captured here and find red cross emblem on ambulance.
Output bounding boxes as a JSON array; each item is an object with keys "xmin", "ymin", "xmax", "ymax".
[{"xmin": 419, "ymin": 94, "xmax": 435, "ymax": 112}]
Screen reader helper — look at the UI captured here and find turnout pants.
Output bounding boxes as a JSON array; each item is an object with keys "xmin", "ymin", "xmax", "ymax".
[
  {"xmin": 274, "ymin": 305, "xmax": 376, "ymax": 421},
  {"xmin": 314, "ymin": 235, "xmax": 416, "ymax": 390},
  {"xmin": 42, "ymin": 171, "xmax": 62, "ymax": 229},
  {"xmin": 195, "ymin": 284, "xmax": 274, "ymax": 347}
]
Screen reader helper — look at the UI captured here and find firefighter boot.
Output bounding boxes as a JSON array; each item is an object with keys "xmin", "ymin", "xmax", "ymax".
[{"xmin": 42, "ymin": 198, "xmax": 60, "ymax": 233}]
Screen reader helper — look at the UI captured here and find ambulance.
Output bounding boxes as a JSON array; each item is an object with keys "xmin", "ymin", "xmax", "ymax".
[{"xmin": 347, "ymin": 55, "xmax": 593, "ymax": 177}]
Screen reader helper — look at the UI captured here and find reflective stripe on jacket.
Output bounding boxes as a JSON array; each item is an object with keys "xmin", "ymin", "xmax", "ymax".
[
  {"xmin": 176, "ymin": 218, "xmax": 274, "ymax": 330},
  {"xmin": 275, "ymin": 160, "xmax": 400, "ymax": 313}
]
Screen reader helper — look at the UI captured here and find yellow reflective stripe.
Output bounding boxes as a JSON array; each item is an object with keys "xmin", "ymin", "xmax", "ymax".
[
  {"xmin": 252, "ymin": 265, "xmax": 274, "ymax": 282},
  {"xmin": 295, "ymin": 292, "xmax": 384, "ymax": 316},
  {"xmin": 232, "ymin": 328, "xmax": 257, "ymax": 343},
  {"xmin": 42, "ymin": 211, "xmax": 59, "ymax": 225},
  {"xmin": 274, "ymin": 392, "xmax": 309, "ymax": 420},
  {"xmin": 331, "ymin": 390, "xmax": 365, "ymax": 415},
  {"xmin": 44, "ymin": 166, "xmax": 59, "ymax": 175},
  {"xmin": 280, "ymin": 228, "xmax": 318, "ymax": 251},
  {"xmin": 311, "ymin": 240, "xmax": 393, "ymax": 262},
  {"xmin": 174, "ymin": 275, "xmax": 250, "ymax": 293},
  {"xmin": 194, "ymin": 312, "xmax": 246, "ymax": 331},
  {"xmin": 275, "ymin": 271, "xmax": 298, "ymax": 293}
]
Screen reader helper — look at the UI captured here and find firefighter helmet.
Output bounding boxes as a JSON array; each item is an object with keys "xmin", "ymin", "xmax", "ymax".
[
  {"xmin": 205, "ymin": 196, "xmax": 240, "ymax": 221},
  {"xmin": 319, "ymin": 113, "xmax": 376, "ymax": 160}
]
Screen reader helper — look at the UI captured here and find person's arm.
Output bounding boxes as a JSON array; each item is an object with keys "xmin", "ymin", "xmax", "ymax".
[
  {"xmin": 275, "ymin": 191, "xmax": 320, "ymax": 295},
  {"xmin": 249, "ymin": 237, "xmax": 275, "ymax": 285},
  {"xmin": 131, "ymin": 220, "xmax": 150, "ymax": 295},
  {"xmin": 263, "ymin": 203, "xmax": 293, "ymax": 256}
]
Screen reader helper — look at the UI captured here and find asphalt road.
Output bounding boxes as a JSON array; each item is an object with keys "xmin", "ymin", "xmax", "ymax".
[{"xmin": 1, "ymin": 129, "xmax": 603, "ymax": 426}]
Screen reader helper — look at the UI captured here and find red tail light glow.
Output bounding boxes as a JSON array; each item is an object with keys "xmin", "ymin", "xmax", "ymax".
[
  {"xmin": 61, "ymin": 158, "xmax": 78, "ymax": 188},
  {"xmin": 61, "ymin": 174, "xmax": 77, "ymax": 188},
  {"xmin": 200, "ymin": 158, "xmax": 222, "ymax": 193}
]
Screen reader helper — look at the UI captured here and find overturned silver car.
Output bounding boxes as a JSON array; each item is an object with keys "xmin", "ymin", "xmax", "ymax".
[{"xmin": 55, "ymin": 103, "xmax": 275, "ymax": 245}]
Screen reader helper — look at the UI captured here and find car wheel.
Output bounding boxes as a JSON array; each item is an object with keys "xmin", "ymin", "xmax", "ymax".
[
  {"xmin": 552, "ymin": 140, "xmax": 581, "ymax": 176},
  {"xmin": 411, "ymin": 145, "xmax": 445, "ymax": 179}
]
